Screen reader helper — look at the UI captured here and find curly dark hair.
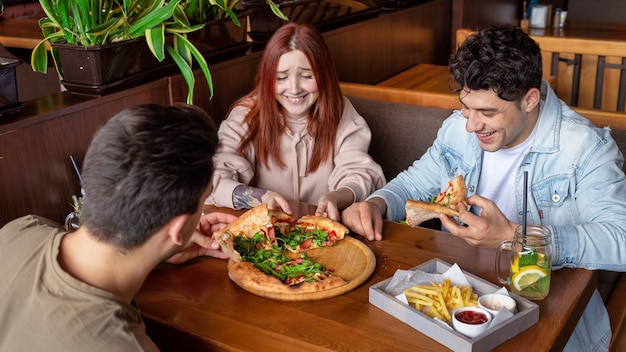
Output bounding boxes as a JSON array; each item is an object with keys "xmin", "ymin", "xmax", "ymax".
[
  {"xmin": 81, "ymin": 104, "xmax": 219, "ymax": 249},
  {"xmin": 449, "ymin": 25, "xmax": 542, "ymax": 102}
]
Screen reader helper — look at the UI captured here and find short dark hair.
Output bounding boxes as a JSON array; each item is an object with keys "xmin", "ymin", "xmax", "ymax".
[
  {"xmin": 449, "ymin": 25, "xmax": 542, "ymax": 102},
  {"xmin": 80, "ymin": 104, "xmax": 218, "ymax": 249}
]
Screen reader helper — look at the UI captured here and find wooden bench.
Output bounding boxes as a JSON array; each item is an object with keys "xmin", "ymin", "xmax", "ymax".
[
  {"xmin": 339, "ymin": 81, "xmax": 626, "ymax": 351},
  {"xmin": 456, "ymin": 28, "xmax": 626, "ymax": 113}
]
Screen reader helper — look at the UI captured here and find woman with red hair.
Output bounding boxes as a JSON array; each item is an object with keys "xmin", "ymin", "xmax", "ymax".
[{"xmin": 207, "ymin": 23, "xmax": 385, "ymax": 220}]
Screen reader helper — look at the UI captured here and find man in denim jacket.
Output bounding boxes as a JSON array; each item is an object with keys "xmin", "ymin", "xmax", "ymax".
[{"xmin": 342, "ymin": 25, "xmax": 626, "ymax": 351}]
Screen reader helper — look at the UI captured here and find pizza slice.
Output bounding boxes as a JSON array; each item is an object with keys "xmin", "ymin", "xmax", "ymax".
[
  {"xmin": 232, "ymin": 235, "xmax": 339, "ymax": 286},
  {"xmin": 212, "ymin": 203, "xmax": 295, "ymax": 262},
  {"xmin": 278, "ymin": 215, "xmax": 348, "ymax": 253},
  {"xmin": 213, "ymin": 204, "xmax": 348, "ymax": 291},
  {"xmin": 405, "ymin": 175, "xmax": 468, "ymax": 227}
]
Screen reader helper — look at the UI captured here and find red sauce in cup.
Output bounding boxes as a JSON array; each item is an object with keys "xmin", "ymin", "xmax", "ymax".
[{"xmin": 455, "ymin": 310, "xmax": 489, "ymax": 325}]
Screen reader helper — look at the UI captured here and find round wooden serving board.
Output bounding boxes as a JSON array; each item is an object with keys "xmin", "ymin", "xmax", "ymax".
[{"xmin": 227, "ymin": 236, "xmax": 376, "ymax": 301}]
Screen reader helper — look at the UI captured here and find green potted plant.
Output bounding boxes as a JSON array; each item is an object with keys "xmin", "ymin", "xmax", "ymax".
[
  {"xmin": 30, "ymin": 0, "xmax": 215, "ymax": 103},
  {"xmin": 183, "ymin": 0, "xmax": 251, "ymax": 58},
  {"xmin": 182, "ymin": 0, "xmax": 287, "ymax": 57},
  {"xmin": 183, "ymin": 0, "xmax": 286, "ymax": 25}
]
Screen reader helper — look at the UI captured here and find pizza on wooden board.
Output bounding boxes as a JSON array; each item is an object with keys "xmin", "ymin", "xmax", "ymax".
[
  {"xmin": 212, "ymin": 204, "xmax": 349, "ymax": 294},
  {"xmin": 405, "ymin": 175, "xmax": 468, "ymax": 227}
]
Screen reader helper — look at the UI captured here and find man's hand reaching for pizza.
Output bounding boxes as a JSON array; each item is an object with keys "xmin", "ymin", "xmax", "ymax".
[
  {"xmin": 440, "ymin": 194, "xmax": 517, "ymax": 248},
  {"xmin": 166, "ymin": 212, "xmax": 239, "ymax": 264},
  {"xmin": 341, "ymin": 197, "xmax": 386, "ymax": 241}
]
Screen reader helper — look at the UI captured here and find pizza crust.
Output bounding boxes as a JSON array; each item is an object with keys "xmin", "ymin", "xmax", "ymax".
[
  {"xmin": 213, "ymin": 204, "xmax": 292, "ymax": 240},
  {"xmin": 405, "ymin": 199, "xmax": 460, "ymax": 227},
  {"xmin": 405, "ymin": 175, "xmax": 468, "ymax": 227},
  {"xmin": 212, "ymin": 204, "xmax": 295, "ymax": 262},
  {"xmin": 296, "ymin": 215, "xmax": 348, "ymax": 239},
  {"xmin": 228, "ymin": 261, "xmax": 347, "ymax": 295}
]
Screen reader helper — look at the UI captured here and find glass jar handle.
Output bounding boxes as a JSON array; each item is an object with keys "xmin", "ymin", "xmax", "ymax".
[
  {"xmin": 65, "ymin": 212, "xmax": 77, "ymax": 232},
  {"xmin": 495, "ymin": 240, "xmax": 512, "ymax": 285}
]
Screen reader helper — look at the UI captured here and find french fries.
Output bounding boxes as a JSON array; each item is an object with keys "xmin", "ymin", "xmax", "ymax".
[{"xmin": 403, "ymin": 279, "xmax": 478, "ymax": 322}]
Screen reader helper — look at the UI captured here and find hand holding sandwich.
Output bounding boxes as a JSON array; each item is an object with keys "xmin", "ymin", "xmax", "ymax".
[
  {"xmin": 404, "ymin": 175, "xmax": 468, "ymax": 227},
  {"xmin": 441, "ymin": 194, "xmax": 519, "ymax": 248}
]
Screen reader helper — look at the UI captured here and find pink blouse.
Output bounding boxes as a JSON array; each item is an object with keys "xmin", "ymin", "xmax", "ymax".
[{"xmin": 206, "ymin": 97, "xmax": 386, "ymax": 208}]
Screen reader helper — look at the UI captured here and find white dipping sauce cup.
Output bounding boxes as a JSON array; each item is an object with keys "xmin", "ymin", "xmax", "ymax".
[{"xmin": 478, "ymin": 293, "xmax": 517, "ymax": 316}]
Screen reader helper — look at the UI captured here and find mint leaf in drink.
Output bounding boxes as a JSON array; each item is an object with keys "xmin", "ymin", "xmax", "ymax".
[{"xmin": 519, "ymin": 248, "xmax": 538, "ymax": 267}]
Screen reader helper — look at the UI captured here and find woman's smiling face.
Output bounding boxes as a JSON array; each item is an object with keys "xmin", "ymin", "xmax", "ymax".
[{"xmin": 274, "ymin": 50, "xmax": 319, "ymax": 120}]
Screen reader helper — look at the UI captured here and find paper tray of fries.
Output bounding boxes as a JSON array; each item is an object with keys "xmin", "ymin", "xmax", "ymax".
[{"xmin": 369, "ymin": 258, "xmax": 539, "ymax": 352}]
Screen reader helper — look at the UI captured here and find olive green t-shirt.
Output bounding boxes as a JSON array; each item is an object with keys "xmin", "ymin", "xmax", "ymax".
[{"xmin": 0, "ymin": 215, "xmax": 158, "ymax": 351}]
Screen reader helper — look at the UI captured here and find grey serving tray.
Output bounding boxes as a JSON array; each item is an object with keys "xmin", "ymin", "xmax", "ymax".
[{"xmin": 369, "ymin": 258, "xmax": 539, "ymax": 352}]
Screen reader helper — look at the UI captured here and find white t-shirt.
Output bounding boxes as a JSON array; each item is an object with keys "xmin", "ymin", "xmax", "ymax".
[{"xmin": 474, "ymin": 124, "xmax": 538, "ymax": 222}]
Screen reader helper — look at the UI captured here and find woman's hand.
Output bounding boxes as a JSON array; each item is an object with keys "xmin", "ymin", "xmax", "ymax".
[
  {"xmin": 232, "ymin": 185, "xmax": 292, "ymax": 214},
  {"xmin": 166, "ymin": 212, "xmax": 238, "ymax": 264},
  {"xmin": 261, "ymin": 191, "xmax": 292, "ymax": 214},
  {"xmin": 315, "ymin": 188, "xmax": 355, "ymax": 220}
]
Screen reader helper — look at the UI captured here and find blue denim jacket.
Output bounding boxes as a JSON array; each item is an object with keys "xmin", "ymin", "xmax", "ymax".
[{"xmin": 370, "ymin": 82, "xmax": 626, "ymax": 351}]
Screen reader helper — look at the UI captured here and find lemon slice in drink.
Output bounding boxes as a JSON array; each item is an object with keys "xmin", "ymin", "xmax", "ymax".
[
  {"xmin": 511, "ymin": 257, "xmax": 520, "ymax": 273},
  {"xmin": 512, "ymin": 265, "xmax": 547, "ymax": 291}
]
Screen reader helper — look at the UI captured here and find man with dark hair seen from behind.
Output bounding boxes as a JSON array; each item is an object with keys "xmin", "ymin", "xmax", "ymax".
[{"xmin": 0, "ymin": 104, "xmax": 237, "ymax": 351}]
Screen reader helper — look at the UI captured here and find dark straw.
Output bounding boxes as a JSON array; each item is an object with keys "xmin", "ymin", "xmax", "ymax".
[
  {"xmin": 70, "ymin": 155, "xmax": 83, "ymax": 186},
  {"xmin": 522, "ymin": 171, "xmax": 528, "ymax": 240}
]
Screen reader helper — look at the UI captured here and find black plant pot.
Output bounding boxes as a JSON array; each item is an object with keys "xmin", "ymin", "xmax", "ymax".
[
  {"xmin": 241, "ymin": 0, "xmax": 286, "ymax": 44},
  {"xmin": 0, "ymin": 56, "xmax": 23, "ymax": 119},
  {"xmin": 52, "ymin": 38, "xmax": 176, "ymax": 95},
  {"xmin": 187, "ymin": 14, "xmax": 252, "ymax": 60},
  {"xmin": 242, "ymin": 0, "xmax": 381, "ymax": 46}
]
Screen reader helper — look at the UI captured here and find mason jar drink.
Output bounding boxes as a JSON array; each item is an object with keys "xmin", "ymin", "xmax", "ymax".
[{"xmin": 496, "ymin": 225, "xmax": 552, "ymax": 300}]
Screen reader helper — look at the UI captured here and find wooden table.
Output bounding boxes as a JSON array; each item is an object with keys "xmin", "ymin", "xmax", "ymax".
[
  {"xmin": 380, "ymin": 64, "xmax": 557, "ymax": 96},
  {"xmin": 0, "ymin": 19, "xmax": 44, "ymax": 50},
  {"xmin": 377, "ymin": 63, "xmax": 457, "ymax": 94},
  {"xmin": 135, "ymin": 204, "xmax": 596, "ymax": 351}
]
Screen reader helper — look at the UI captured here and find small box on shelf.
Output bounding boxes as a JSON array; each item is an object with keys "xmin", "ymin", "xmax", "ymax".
[{"xmin": 0, "ymin": 55, "xmax": 23, "ymax": 119}]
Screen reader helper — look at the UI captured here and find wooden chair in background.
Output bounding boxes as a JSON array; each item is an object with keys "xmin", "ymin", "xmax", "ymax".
[{"xmin": 456, "ymin": 28, "xmax": 626, "ymax": 113}]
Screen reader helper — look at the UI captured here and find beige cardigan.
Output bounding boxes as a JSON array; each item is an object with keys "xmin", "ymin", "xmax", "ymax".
[{"xmin": 206, "ymin": 97, "xmax": 386, "ymax": 209}]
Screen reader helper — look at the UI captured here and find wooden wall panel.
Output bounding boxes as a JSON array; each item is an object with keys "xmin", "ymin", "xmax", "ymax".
[
  {"xmin": 0, "ymin": 79, "xmax": 171, "ymax": 226},
  {"xmin": 325, "ymin": 0, "xmax": 452, "ymax": 84},
  {"xmin": 1, "ymin": 2, "xmax": 452, "ymax": 226},
  {"xmin": 173, "ymin": 0, "xmax": 452, "ymax": 122},
  {"xmin": 169, "ymin": 51, "xmax": 263, "ymax": 124}
]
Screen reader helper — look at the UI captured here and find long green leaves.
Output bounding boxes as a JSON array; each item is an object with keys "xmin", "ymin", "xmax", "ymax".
[
  {"xmin": 146, "ymin": 25, "xmax": 166, "ymax": 61},
  {"xmin": 128, "ymin": 0, "xmax": 181, "ymax": 38},
  {"xmin": 30, "ymin": 0, "xmax": 286, "ymax": 104},
  {"xmin": 268, "ymin": 0, "xmax": 289, "ymax": 21}
]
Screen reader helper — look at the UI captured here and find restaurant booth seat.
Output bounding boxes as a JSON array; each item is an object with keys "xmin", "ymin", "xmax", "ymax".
[{"xmin": 339, "ymin": 81, "xmax": 626, "ymax": 352}]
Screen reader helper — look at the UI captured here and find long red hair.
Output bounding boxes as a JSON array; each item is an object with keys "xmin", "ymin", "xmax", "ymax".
[{"xmin": 233, "ymin": 23, "xmax": 344, "ymax": 172}]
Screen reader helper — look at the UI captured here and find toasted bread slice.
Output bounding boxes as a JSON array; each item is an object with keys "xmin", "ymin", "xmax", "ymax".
[{"xmin": 405, "ymin": 175, "xmax": 467, "ymax": 227}]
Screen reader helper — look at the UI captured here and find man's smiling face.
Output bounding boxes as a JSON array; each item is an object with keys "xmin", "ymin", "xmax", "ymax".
[{"xmin": 459, "ymin": 88, "xmax": 538, "ymax": 152}]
